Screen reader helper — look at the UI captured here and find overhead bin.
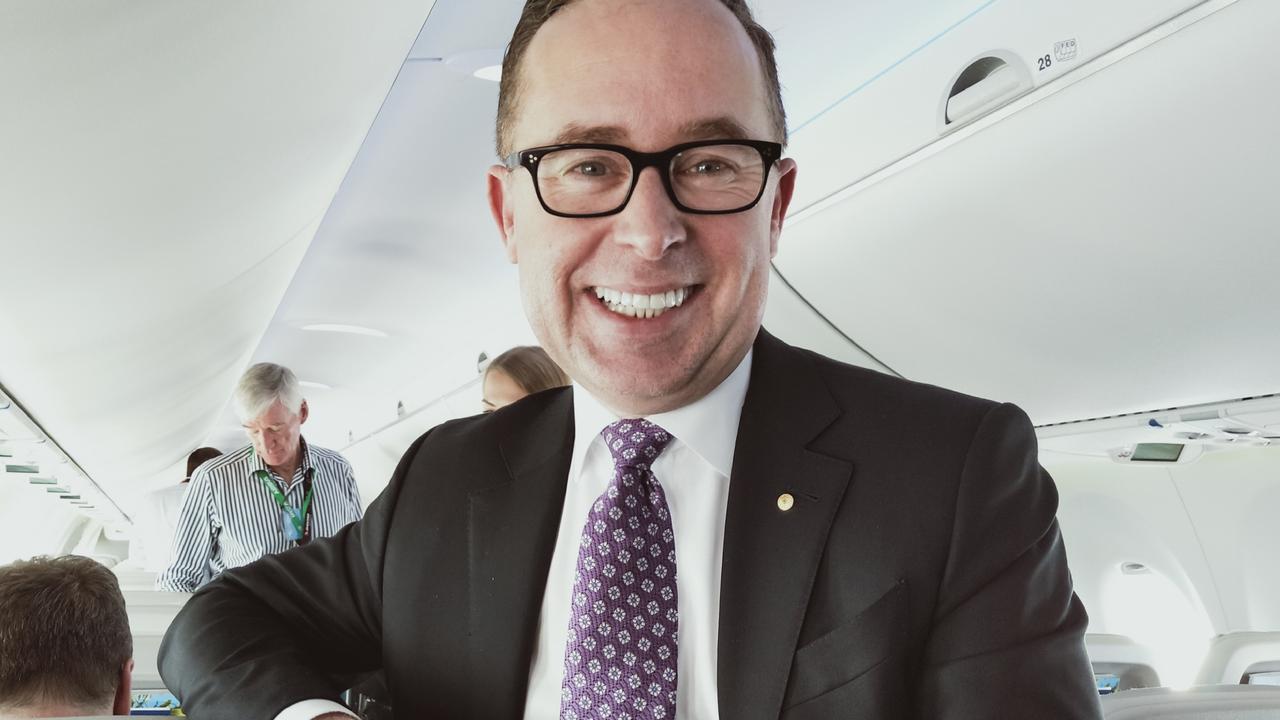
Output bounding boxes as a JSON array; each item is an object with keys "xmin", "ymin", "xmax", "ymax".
[
  {"xmin": 784, "ymin": 0, "xmax": 1206, "ymax": 212},
  {"xmin": 771, "ymin": 0, "xmax": 1280, "ymax": 424}
]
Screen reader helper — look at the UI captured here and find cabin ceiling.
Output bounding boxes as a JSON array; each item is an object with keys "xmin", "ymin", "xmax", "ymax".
[
  {"xmin": 0, "ymin": 0, "xmax": 437, "ymax": 508},
  {"xmin": 1, "ymin": 0, "xmax": 1275, "ymax": 518}
]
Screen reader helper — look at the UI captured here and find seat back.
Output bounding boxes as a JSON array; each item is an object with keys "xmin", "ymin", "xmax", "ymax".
[
  {"xmin": 1101, "ymin": 685, "xmax": 1280, "ymax": 719},
  {"xmin": 1196, "ymin": 632, "xmax": 1280, "ymax": 685},
  {"xmin": 1087, "ymin": 634, "xmax": 1161, "ymax": 692},
  {"xmin": 122, "ymin": 589, "xmax": 190, "ymax": 689}
]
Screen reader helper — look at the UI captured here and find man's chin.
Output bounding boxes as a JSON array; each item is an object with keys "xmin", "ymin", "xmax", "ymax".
[{"xmin": 577, "ymin": 357, "xmax": 702, "ymax": 415}]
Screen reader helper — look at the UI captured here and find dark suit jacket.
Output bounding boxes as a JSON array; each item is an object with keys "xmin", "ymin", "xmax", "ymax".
[{"xmin": 159, "ymin": 330, "xmax": 1102, "ymax": 719}]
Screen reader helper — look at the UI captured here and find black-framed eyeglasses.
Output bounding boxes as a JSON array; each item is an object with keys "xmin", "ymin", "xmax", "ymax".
[{"xmin": 505, "ymin": 139, "xmax": 783, "ymax": 218}]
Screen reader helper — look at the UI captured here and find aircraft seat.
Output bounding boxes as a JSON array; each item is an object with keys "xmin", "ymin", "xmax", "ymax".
[
  {"xmin": 1087, "ymin": 634, "xmax": 1161, "ymax": 691},
  {"xmin": 1100, "ymin": 685, "xmax": 1280, "ymax": 719},
  {"xmin": 122, "ymin": 589, "xmax": 190, "ymax": 689},
  {"xmin": 1195, "ymin": 632, "xmax": 1280, "ymax": 685},
  {"xmin": 111, "ymin": 563, "xmax": 159, "ymax": 592}
]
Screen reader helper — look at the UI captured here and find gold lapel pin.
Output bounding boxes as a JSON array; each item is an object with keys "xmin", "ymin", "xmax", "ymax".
[{"xmin": 777, "ymin": 493, "xmax": 795, "ymax": 512}]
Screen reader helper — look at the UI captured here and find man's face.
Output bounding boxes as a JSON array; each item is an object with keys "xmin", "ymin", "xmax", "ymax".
[
  {"xmin": 243, "ymin": 399, "xmax": 307, "ymax": 468},
  {"xmin": 488, "ymin": 0, "xmax": 796, "ymax": 416}
]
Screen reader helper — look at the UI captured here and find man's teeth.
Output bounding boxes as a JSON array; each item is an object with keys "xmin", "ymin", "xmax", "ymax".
[{"xmin": 593, "ymin": 286, "xmax": 689, "ymax": 319}]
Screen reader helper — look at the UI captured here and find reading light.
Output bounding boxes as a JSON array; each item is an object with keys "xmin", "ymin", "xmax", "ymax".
[
  {"xmin": 473, "ymin": 65, "xmax": 502, "ymax": 81},
  {"xmin": 436, "ymin": 48, "xmax": 504, "ymax": 82},
  {"xmin": 301, "ymin": 324, "xmax": 388, "ymax": 338}
]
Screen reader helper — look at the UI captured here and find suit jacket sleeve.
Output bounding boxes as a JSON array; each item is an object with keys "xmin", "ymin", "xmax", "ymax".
[
  {"xmin": 920, "ymin": 402, "xmax": 1102, "ymax": 719},
  {"xmin": 158, "ymin": 433, "xmax": 428, "ymax": 719}
]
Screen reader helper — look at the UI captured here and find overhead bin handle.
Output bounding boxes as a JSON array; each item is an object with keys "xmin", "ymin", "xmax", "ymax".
[{"xmin": 941, "ymin": 53, "xmax": 1033, "ymax": 130}]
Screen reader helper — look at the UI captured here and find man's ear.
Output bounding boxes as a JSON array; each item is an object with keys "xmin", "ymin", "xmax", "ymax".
[
  {"xmin": 768, "ymin": 158, "xmax": 798, "ymax": 258},
  {"xmin": 298, "ymin": 400, "xmax": 309, "ymax": 425},
  {"xmin": 487, "ymin": 165, "xmax": 519, "ymax": 263},
  {"xmin": 113, "ymin": 658, "xmax": 134, "ymax": 715}
]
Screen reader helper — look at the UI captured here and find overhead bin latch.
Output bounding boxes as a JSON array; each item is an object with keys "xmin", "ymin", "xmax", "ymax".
[{"xmin": 940, "ymin": 52, "xmax": 1034, "ymax": 132}]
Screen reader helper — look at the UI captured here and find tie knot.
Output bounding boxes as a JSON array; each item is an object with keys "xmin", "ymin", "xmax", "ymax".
[{"xmin": 601, "ymin": 418, "xmax": 674, "ymax": 469}]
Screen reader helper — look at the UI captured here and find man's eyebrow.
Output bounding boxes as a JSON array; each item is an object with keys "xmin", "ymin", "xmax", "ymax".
[
  {"xmin": 679, "ymin": 117, "xmax": 752, "ymax": 141},
  {"xmin": 549, "ymin": 117, "xmax": 753, "ymax": 147},
  {"xmin": 553, "ymin": 124, "xmax": 628, "ymax": 145}
]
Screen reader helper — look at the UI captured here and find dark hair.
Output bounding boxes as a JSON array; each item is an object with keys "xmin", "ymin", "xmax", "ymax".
[
  {"xmin": 496, "ymin": 0, "xmax": 787, "ymax": 157},
  {"xmin": 486, "ymin": 345, "xmax": 572, "ymax": 395},
  {"xmin": 185, "ymin": 446, "xmax": 223, "ymax": 482},
  {"xmin": 0, "ymin": 555, "xmax": 132, "ymax": 712}
]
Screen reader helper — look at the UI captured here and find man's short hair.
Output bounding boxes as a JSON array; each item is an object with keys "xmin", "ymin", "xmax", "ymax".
[
  {"xmin": 0, "ymin": 555, "xmax": 132, "ymax": 713},
  {"xmin": 495, "ymin": 0, "xmax": 788, "ymax": 157},
  {"xmin": 233, "ymin": 362, "xmax": 304, "ymax": 421}
]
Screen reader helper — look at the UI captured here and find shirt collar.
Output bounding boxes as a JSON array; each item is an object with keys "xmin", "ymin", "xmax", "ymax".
[
  {"xmin": 251, "ymin": 436, "xmax": 314, "ymax": 478},
  {"xmin": 570, "ymin": 350, "xmax": 753, "ymax": 478}
]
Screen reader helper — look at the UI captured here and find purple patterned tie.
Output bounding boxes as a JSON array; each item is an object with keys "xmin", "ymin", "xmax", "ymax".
[{"xmin": 560, "ymin": 419, "xmax": 679, "ymax": 720}]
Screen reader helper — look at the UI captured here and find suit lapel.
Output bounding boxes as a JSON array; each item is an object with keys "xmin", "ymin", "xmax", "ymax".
[
  {"xmin": 718, "ymin": 331, "xmax": 853, "ymax": 720},
  {"xmin": 467, "ymin": 389, "xmax": 574, "ymax": 717}
]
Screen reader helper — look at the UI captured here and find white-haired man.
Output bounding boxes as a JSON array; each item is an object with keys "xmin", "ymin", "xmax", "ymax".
[{"xmin": 157, "ymin": 362, "xmax": 362, "ymax": 593}]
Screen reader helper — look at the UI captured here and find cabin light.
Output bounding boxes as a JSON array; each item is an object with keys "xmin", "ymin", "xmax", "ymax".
[
  {"xmin": 436, "ymin": 47, "xmax": 504, "ymax": 82},
  {"xmin": 301, "ymin": 324, "xmax": 388, "ymax": 338},
  {"xmin": 1120, "ymin": 562, "xmax": 1151, "ymax": 575},
  {"xmin": 299, "ymin": 381, "xmax": 332, "ymax": 391}
]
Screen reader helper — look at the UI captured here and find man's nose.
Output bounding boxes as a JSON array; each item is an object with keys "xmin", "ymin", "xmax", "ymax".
[{"xmin": 610, "ymin": 167, "xmax": 686, "ymax": 260}]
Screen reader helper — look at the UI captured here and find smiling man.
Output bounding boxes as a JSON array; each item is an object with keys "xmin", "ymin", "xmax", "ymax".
[
  {"xmin": 158, "ymin": 2, "xmax": 1101, "ymax": 718},
  {"xmin": 155, "ymin": 362, "xmax": 362, "ymax": 593}
]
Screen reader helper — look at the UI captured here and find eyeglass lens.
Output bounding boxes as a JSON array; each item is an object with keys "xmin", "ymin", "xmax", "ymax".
[{"xmin": 534, "ymin": 144, "xmax": 767, "ymax": 215}]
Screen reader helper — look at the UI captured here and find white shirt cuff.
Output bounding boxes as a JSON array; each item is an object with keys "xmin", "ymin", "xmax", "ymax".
[{"xmin": 273, "ymin": 698, "xmax": 357, "ymax": 720}]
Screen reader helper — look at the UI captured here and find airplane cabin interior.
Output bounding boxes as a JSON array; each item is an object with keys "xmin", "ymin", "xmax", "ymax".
[{"xmin": 1, "ymin": 0, "xmax": 1277, "ymax": 717}]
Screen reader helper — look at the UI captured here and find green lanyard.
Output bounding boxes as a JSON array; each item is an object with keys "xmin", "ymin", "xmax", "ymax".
[{"xmin": 254, "ymin": 468, "xmax": 314, "ymax": 543}]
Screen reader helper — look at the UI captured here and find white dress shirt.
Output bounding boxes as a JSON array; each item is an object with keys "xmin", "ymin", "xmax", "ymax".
[{"xmin": 278, "ymin": 352, "xmax": 750, "ymax": 720}]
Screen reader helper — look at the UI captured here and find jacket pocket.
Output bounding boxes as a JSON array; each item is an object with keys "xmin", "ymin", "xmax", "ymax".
[{"xmin": 782, "ymin": 579, "xmax": 907, "ymax": 709}]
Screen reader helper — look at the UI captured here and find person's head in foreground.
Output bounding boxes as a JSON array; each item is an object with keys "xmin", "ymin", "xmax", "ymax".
[
  {"xmin": 0, "ymin": 555, "xmax": 133, "ymax": 717},
  {"xmin": 487, "ymin": 0, "xmax": 797, "ymax": 416},
  {"xmin": 234, "ymin": 362, "xmax": 308, "ymax": 473},
  {"xmin": 482, "ymin": 345, "xmax": 572, "ymax": 412}
]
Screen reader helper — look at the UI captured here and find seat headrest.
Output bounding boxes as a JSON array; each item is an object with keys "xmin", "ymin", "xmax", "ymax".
[{"xmin": 1101, "ymin": 685, "xmax": 1280, "ymax": 719}]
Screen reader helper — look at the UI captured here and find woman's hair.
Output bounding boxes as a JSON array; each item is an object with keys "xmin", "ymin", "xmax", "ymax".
[
  {"xmin": 486, "ymin": 345, "xmax": 571, "ymax": 395},
  {"xmin": 185, "ymin": 447, "xmax": 223, "ymax": 482}
]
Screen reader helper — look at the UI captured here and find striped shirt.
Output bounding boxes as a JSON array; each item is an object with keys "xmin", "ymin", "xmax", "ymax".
[{"xmin": 156, "ymin": 439, "xmax": 362, "ymax": 592}]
